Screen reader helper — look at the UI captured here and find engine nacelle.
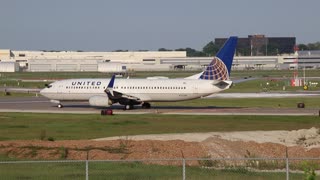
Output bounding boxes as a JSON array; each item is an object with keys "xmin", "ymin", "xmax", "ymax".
[{"xmin": 89, "ymin": 96, "xmax": 112, "ymax": 107}]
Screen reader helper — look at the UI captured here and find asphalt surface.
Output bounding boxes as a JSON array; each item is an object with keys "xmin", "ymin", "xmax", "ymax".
[{"xmin": 0, "ymin": 94, "xmax": 319, "ymax": 116}]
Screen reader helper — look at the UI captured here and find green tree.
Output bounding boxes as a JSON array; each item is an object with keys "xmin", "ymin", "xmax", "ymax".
[
  {"xmin": 307, "ymin": 42, "xmax": 320, "ymax": 50},
  {"xmin": 113, "ymin": 49, "xmax": 128, "ymax": 52},
  {"xmin": 158, "ymin": 48, "xmax": 172, "ymax": 51},
  {"xmin": 175, "ymin": 48, "xmax": 205, "ymax": 57},
  {"xmin": 202, "ymin": 41, "xmax": 220, "ymax": 56},
  {"xmin": 298, "ymin": 44, "xmax": 309, "ymax": 51},
  {"xmin": 298, "ymin": 42, "xmax": 320, "ymax": 51}
]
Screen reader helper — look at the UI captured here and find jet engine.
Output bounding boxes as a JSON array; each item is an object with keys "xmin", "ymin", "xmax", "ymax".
[{"xmin": 89, "ymin": 96, "xmax": 112, "ymax": 107}]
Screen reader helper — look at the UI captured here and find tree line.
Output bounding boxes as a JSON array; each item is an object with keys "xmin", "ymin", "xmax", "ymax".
[
  {"xmin": 297, "ymin": 42, "xmax": 320, "ymax": 51},
  {"xmin": 158, "ymin": 41, "xmax": 219, "ymax": 57},
  {"xmin": 158, "ymin": 41, "xmax": 320, "ymax": 57}
]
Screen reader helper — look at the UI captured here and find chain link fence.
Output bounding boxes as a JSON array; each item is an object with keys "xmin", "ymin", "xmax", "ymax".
[{"xmin": 0, "ymin": 158, "xmax": 319, "ymax": 179}]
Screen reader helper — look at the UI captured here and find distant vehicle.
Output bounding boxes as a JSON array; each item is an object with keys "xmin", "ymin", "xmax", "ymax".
[{"xmin": 40, "ymin": 37, "xmax": 238, "ymax": 110}]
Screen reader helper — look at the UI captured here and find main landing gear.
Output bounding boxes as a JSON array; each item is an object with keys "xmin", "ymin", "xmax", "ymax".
[
  {"xmin": 57, "ymin": 104, "xmax": 63, "ymax": 108},
  {"xmin": 123, "ymin": 102, "xmax": 151, "ymax": 110},
  {"xmin": 124, "ymin": 104, "xmax": 134, "ymax": 110},
  {"xmin": 141, "ymin": 102, "xmax": 151, "ymax": 109}
]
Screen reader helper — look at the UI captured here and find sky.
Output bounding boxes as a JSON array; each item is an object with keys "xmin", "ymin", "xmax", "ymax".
[{"xmin": 0, "ymin": 0, "xmax": 319, "ymax": 51}]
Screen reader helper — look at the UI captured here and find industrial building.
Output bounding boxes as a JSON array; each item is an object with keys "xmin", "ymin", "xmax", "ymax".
[
  {"xmin": 215, "ymin": 35, "xmax": 296, "ymax": 56},
  {"xmin": 0, "ymin": 49, "xmax": 186, "ymax": 72},
  {"xmin": 0, "ymin": 48, "xmax": 319, "ymax": 73}
]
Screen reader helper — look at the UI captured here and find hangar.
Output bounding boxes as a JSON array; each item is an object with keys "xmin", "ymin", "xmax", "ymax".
[
  {"xmin": 0, "ymin": 50, "xmax": 186, "ymax": 72},
  {"xmin": 0, "ymin": 48, "xmax": 319, "ymax": 72}
]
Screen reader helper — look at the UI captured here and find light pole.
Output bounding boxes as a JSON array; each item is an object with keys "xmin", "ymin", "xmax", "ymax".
[
  {"xmin": 303, "ymin": 57, "xmax": 306, "ymax": 86},
  {"xmin": 265, "ymin": 38, "xmax": 268, "ymax": 56}
]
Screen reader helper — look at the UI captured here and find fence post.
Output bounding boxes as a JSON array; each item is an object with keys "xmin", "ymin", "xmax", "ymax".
[
  {"xmin": 86, "ymin": 160, "xmax": 89, "ymax": 180},
  {"xmin": 285, "ymin": 147, "xmax": 289, "ymax": 180},
  {"xmin": 182, "ymin": 159, "xmax": 186, "ymax": 180},
  {"xmin": 286, "ymin": 158, "xmax": 289, "ymax": 180}
]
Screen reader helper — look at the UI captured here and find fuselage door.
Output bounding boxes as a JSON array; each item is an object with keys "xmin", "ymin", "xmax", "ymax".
[
  {"xmin": 192, "ymin": 84, "xmax": 198, "ymax": 94},
  {"xmin": 57, "ymin": 84, "xmax": 64, "ymax": 93}
]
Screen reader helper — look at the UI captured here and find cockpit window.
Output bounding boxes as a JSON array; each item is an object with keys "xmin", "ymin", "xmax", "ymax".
[{"xmin": 45, "ymin": 84, "xmax": 52, "ymax": 88}]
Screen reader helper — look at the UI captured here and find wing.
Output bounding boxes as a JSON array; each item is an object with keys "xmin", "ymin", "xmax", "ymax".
[{"xmin": 104, "ymin": 75, "xmax": 146, "ymax": 104}]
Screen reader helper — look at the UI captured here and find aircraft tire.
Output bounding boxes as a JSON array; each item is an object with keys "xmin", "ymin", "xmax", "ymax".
[
  {"xmin": 142, "ymin": 102, "xmax": 151, "ymax": 109},
  {"xmin": 124, "ymin": 104, "xmax": 133, "ymax": 110},
  {"xmin": 57, "ymin": 104, "xmax": 63, "ymax": 108}
]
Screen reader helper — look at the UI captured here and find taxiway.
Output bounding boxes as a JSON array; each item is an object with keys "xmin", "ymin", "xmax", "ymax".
[{"xmin": 0, "ymin": 93, "xmax": 319, "ymax": 116}]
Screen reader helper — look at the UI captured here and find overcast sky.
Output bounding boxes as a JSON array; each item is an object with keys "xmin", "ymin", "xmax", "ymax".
[{"xmin": 0, "ymin": 0, "xmax": 319, "ymax": 51}]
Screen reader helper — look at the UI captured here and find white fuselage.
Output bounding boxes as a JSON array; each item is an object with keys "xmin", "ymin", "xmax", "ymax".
[{"xmin": 40, "ymin": 78, "xmax": 232, "ymax": 103}]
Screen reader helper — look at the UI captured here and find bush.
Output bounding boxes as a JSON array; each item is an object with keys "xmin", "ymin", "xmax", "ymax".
[
  {"xmin": 47, "ymin": 137, "xmax": 55, "ymax": 141},
  {"xmin": 39, "ymin": 130, "xmax": 46, "ymax": 140}
]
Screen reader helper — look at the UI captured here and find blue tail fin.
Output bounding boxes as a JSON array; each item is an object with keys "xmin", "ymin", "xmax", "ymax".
[{"xmin": 199, "ymin": 36, "xmax": 238, "ymax": 80}]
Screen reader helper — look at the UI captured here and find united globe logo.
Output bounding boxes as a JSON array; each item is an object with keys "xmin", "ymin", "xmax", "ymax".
[{"xmin": 199, "ymin": 57, "xmax": 229, "ymax": 80}]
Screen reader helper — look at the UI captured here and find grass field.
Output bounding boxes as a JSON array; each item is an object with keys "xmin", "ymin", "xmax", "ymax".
[
  {"xmin": 0, "ymin": 70, "xmax": 318, "ymax": 178},
  {"xmin": 0, "ymin": 92, "xmax": 37, "ymax": 97},
  {"xmin": 154, "ymin": 96, "xmax": 320, "ymax": 108},
  {"xmin": 0, "ymin": 79, "xmax": 45, "ymax": 89},
  {"xmin": 0, "ymin": 161, "xmax": 304, "ymax": 180},
  {"xmin": 0, "ymin": 69, "xmax": 319, "ymax": 79},
  {"xmin": 1, "ymin": 70, "xmax": 319, "ymax": 93},
  {"xmin": 1, "ymin": 75, "xmax": 319, "ymax": 93},
  {"xmin": 225, "ymin": 78, "xmax": 320, "ymax": 92},
  {"xmin": 0, "ymin": 113, "xmax": 319, "ymax": 141}
]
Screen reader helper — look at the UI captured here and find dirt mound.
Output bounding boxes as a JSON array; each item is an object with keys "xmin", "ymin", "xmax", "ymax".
[
  {"xmin": 202, "ymin": 137, "xmax": 320, "ymax": 158},
  {"xmin": 95, "ymin": 127, "xmax": 320, "ymax": 148},
  {"xmin": 280, "ymin": 127, "xmax": 320, "ymax": 148},
  {"xmin": 1, "ymin": 128, "xmax": 320, "ymax": 161},
  {"xmin": 0, "ymin": 139, "xmax": 206, "ymax": 163}
]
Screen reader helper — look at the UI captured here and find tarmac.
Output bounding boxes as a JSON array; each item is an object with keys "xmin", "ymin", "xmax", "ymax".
[{"xmin": 0, "ymin": 93, "xmax": 319, "ymax": 116}]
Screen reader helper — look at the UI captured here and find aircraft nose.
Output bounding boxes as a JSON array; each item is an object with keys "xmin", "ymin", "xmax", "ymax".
[{"xmin": 39, "ymin": 88, "xmax": 47, "ymax": 96}]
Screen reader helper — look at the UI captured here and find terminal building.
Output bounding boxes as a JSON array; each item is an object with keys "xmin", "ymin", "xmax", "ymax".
[{"xmin": 0, "ymin": 38, "xmax": 319, "ymax": 73}]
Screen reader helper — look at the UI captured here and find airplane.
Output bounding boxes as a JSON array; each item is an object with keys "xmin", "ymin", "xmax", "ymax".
[{"xmin": 40, "ymin": 36, "xmax": 238, "ymax": 110}]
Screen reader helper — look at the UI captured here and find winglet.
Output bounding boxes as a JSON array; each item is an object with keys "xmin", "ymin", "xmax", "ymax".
[
  {"xmin": 106, "ymin": 74, "xmax": 116, "ymax": 96},
  {"xmin": 107, "ymin": 74, "xmax": 115, "ymax": 88}
]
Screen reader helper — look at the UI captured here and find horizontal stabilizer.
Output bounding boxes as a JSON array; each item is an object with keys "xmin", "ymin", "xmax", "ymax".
[{"xmin": 212, "ymin": 80, "xmax": 232, "ymax": 88}]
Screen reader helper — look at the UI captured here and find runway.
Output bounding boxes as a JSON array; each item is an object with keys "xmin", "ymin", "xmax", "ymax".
[{"xmin": 0, "ymin": 93, "xmax": 319, "ymax": 116}]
